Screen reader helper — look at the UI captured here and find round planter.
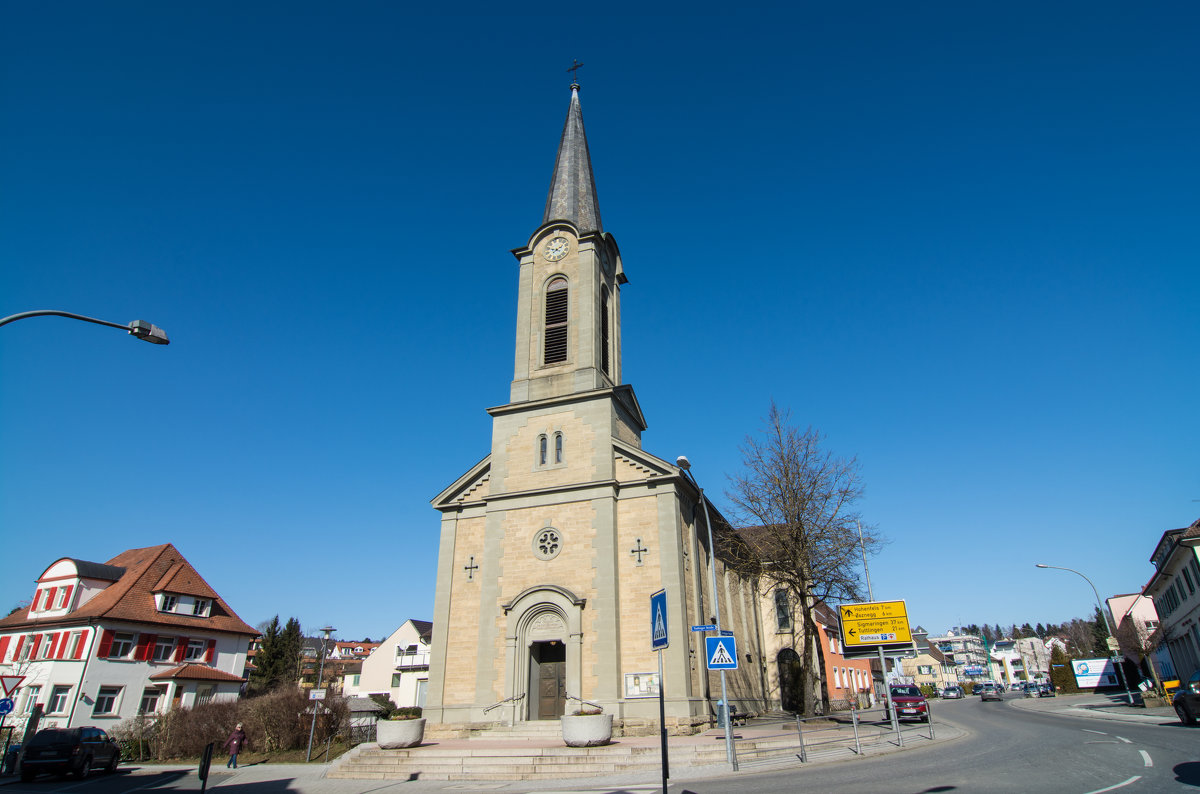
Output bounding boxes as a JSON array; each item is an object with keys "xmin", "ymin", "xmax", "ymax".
[
  {"xmin": 561, "ymin": 713, "xmax": 613, "ymax": 747},
  {"xmin": 377, "ymin": 717, "xmax": 426, "ymax": 749}
]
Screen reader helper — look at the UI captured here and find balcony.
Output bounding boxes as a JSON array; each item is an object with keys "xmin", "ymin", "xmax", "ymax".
[{"xmin": 394, "ymin": 651, "xmax": 430, "ymax": 671}]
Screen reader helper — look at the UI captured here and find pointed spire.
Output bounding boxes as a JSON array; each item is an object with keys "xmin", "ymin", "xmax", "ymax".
[{"xmin": 543, "ymin": 83, "xmax": 602, "ymax": 234}]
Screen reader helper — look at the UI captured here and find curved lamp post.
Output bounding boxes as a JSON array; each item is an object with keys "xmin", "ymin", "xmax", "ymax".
[
  {"xmin": 0, "ymin": 310, "xmax": 169, "ymax": 344},
  {"xmin": 305, "ymin": 626, "xmax": 337, "ymax": 762},
  {"xmin": 676, "ymin": 455, "xmax": 737, "ymax": 770},
  {"xmin": 1035, "ymin": 563, "xmax": 1134, "ymax": 704}
]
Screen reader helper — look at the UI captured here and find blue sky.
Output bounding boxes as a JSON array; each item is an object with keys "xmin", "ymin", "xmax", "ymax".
[{"xmin": 2, "ymin": 2, "xmax": 1197, "ymax": 643}]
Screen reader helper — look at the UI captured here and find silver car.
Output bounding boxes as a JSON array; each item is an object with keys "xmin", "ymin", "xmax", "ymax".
[{"xmin": 978, "ymin": 683, "xmax": 1002, "ymax": 701}]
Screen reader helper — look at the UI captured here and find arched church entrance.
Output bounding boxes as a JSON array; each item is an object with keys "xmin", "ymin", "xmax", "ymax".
[
  {"xmin": 778, "ymin": 648, "xmax": 803, "ymax": 713},
  {"xmin": 502, "ymin": 585, "xmax": 585, "ymax": 722}
]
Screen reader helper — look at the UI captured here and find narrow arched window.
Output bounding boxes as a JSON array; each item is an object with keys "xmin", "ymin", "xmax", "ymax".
[
  {"xmin": 600, "ymin": 286, "xmax": 610, "ymax": 376},
  {"xmin": 538, "ymin": 435, "xmax": 548, "ymax": 466},
  {"xmin": 774, "ymin": 589, "xmax": 791, "ymax": 631},
  {"xmin": 554, "ymin": 432, "xmax": 563, "ymax": 464},
  {"xmin": 544, "ymin": 277, "xmax": 568, "ymax": 364}
]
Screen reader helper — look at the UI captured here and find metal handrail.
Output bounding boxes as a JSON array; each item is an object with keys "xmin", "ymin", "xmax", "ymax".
[
  {"xmin": 483, "ymin": 693, "xmax": 525, "ymax": 715},
  {"xmin": 565, "ymin": 693, "xmax": 602, "ymax": 712}
]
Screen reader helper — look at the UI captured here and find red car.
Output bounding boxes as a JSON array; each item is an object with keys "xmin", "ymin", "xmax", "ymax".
[{"xmin": 885, "ymin": 685, "xmax": 930, "ymax": 722}]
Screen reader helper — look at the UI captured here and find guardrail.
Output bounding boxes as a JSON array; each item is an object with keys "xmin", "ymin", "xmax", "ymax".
[{"xmin": 743, "ymin": 704, "xmax": 937, "ymax": 764}]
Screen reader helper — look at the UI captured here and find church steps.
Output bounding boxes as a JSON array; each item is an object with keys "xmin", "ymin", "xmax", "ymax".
[{"xmin": 328, "ymin": 734, "xmax": 812, "ymax": 781}]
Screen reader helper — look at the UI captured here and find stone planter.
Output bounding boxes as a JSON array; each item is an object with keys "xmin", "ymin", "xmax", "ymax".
[
  {"xmin": 377, "ymin": 717, "xmax": 425, "ymax": 749},
  {"xmin": 1142, "ymin": 695, "xmax": 1166, "ymax": 708},
  {"xmin": 561, "ymin": 713, "xmax": 613, "ymax": 747}
]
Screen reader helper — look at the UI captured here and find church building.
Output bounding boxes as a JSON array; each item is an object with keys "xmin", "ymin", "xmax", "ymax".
[{"xmin": 424, "ymin": 81, "xmax": 774, "ymax": 734}]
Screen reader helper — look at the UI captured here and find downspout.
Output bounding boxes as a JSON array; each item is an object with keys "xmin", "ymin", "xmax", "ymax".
[{"xmin": 65, "ymin": 620, "xmax": 100, "ymax": 728}]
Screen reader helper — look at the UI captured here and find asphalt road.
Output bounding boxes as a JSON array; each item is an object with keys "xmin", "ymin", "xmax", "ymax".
[
  {"xmin": 1, "ymin": 694, "xmax": 1194, "ymax": 793},
  {"xmin": 676, "ymin": 693, "xmax": 1199, "ymax": 794}
]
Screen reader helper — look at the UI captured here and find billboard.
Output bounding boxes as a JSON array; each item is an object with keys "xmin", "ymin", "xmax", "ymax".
[{"xmin": 1071, "ymin": 658, "xmax": 1119, "ymax": 688}]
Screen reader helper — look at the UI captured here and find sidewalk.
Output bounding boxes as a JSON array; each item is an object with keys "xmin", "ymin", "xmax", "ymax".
[
  {"xmin": 0, "ymin": 714, "xmax": 965, "ymax": 792},
  {"xmin": 1007, "ymin": 691, "xmax": 1180, "ymax": 725}
]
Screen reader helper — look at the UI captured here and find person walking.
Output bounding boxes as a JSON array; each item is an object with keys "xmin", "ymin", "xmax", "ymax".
[{"xmin": 224, "ymin": 723, "xmax": 248, "ymax": 769}]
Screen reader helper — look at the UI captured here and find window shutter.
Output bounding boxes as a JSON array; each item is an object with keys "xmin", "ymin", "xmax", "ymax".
[
  {"xmin": 44, "ymin": 588, "xmax": 57, "ymax": 610},
  {"xmin": 174, "ymin": 637, "xmax": 188, "ymax": 663},
  {"xmin": 204, "ymin": 639, "xmax": 216, "ymax": 663},
  {"xmin": 61, "ymin": 585, "xmax": 74, "ymax": 610},
  {"xmin": 97, "ymin": 630, "xmax": 114, "ymax": 658},
  {"xmin": 0, "ymin": 636, "xmax": 9, "ymax": 663},
  {"xmin": 12, "ymin": 636, "xmax": 24, "ymax": 660},
  {"xmin": 136, "ymin": 634, "xmax": 156, "ymax": 661},
  {"xmin": 46, "ymin": 632, "xmax": 60, "ymax": 659},
  {"xmin": 73, "ymin": 630, "xmax": 89, "ymax": 660},
  {"xmin": 56, "ymin": 632, "xmax": 69, "ymax": 660},
  {"xmin": 29, "ymin": 634, "xmax": 42, "ymax": 659}
]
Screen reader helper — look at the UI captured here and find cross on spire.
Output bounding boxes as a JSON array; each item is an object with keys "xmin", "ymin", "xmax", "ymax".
[{"xmin": 567, "ymin": 59, "xmax": 584, "ymax": 87}]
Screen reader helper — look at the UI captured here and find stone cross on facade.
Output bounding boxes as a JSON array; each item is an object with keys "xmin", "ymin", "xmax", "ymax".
[
  {"xmin": 630, "ymin": 538, "xmax": 649, "ymax": 565},
  {"xmin": 464, "ymin": 556, "xmax": 479, "ymax": 581}
]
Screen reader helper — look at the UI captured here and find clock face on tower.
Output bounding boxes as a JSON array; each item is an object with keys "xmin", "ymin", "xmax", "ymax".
[{"xmin": 544, "ymin": 236, "xmax": 570, "ymax": 262}]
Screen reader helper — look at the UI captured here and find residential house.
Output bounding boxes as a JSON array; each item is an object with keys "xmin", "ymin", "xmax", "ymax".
[
  {"xmin": 1107, "ymin": 592, "xmax": 1171, "ymax": 683},
  {"xmin": 1143, "ymin": 518, "xmax": 1200, "ymax": 680},
  {"xmin": 813, "ymin": 604, "xmax": 874, "ymax": 708},
  {"xmin": 902, "ymin": 636, "xmax": 957, "ymax": 692},
  {"xmin": 991, "ymin": 638, "xmax": 1049, "ymax": 686},
  {"xmin": 0, "ymin": 544, "xmax": 257, "ymax": 729},
  {"xmin": 927, "ymin": 630, "xmax": 993, "ymax": 682},
  {"xmin": 343, "ymin": 620, "xmax": 432, "ymax": 708}
]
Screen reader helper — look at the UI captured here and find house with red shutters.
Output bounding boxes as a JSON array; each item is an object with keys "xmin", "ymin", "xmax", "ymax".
[{"xmin": 0, "ymin": 543, "xmax": 257, "ymax": 729}]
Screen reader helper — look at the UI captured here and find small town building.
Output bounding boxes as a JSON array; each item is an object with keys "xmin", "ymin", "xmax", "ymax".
[
  {"xmin": 1142, "ymin": 518, "xmax": 1200, "ymax": 681},
  {"xmin": 0, "ymin": 544, "xmax": 256, "ymax": 729},
  {"xmin": 344, "ymin": 619, "xmax": 432, "ymax": 709}
]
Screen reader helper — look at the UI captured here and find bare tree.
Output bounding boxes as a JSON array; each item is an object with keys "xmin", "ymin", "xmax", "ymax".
[{"xmin": 723, "ymin": 403, "xmax": 883, "ymax": 716}]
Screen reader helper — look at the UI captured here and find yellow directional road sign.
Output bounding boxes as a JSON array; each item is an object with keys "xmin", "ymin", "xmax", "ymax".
[{"xmin": 838, "ymin": 600, "xmax": 912, "ymax": 647}]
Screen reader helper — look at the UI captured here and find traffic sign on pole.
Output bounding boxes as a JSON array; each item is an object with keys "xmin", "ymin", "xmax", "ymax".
[
  {"xmin": 838, "ymin": 600, "xmax": 913, "ymax": 647},
  {"xmin": 0, "ymin": 676, "xmax": 24, "ymax": 697},
  {"xmin": 650, "ymin": 589, "xmax": 669, "ymax": 650},
  {"xmin": 705, "ymin": 635, "xmax": 738, "ymax": 670},
  {"xmin": 0, "ymin": 698, "xmax": 13, "ymax": 716}
]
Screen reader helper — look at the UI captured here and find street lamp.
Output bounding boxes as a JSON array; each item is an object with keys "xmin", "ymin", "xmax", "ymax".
[
  {"xmin": 1035, "ymin": 564, "xmax": 1134, "ymax": 704},
  {"xmin": 676, "ymin": 455, "xmax": 737, "ymax": 771},
  {"xmin": 305, "ymin": 626, "xmax": 337, "ymax": 762},
  {"xmin": 0, "ymin": 310, "xmax": 169, "ymax": 344}
]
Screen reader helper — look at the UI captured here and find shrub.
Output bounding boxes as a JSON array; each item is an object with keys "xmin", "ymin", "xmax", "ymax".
[{"xmin": 388, "ymin": 707, "xmax": 423, "ymax": 720}]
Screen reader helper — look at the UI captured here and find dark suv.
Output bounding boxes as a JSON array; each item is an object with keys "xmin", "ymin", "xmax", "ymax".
[{"xmin": 20, "ymin": 727, "xmax": 121, "ymax": 782}]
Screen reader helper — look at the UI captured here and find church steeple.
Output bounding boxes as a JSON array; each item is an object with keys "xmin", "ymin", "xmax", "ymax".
[{"xmin": 542, "ymin": 83, "xmax": 602, "ymax": 234}]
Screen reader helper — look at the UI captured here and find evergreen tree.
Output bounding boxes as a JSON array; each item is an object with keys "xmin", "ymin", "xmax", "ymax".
[
  {"xmin": 1035, "ymin": 622, "xmax": 1046, "ymax": 638},
  {"xmin": 250, "ymin": 615, "xmax": 283, "ymax": 692},
  {"xmin": 281, "ymin": 617, "xmax": 303, "ymax": 682},
  {"xmin": 1090, "ymin": 607, "xmax": 1109, "ymax": 655},
  {"xmin": 1020, "ymin": 622, "xmax": 1035, "ymax": 638},
  {"xmin": 993, "ymin": 623, "xmax": 1003, "ymax": 641},
  {"xmin": 1050, "ymin": 645, "xmax": 1078, "ymax": 693}
]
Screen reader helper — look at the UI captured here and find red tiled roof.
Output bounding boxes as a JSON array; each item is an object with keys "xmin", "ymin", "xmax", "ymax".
[
  {"xmin": 0, "ymin": 544, "xmax": 256, "ymax": 637},
  {"xmin": 149, "ymin": 664, "xmax": 246, "ymax": 683}
]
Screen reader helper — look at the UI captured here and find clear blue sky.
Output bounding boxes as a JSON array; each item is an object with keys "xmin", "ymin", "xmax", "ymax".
[{"xmin": 2, "ymin": 3, "xmax": 1197, "ymax": 643}]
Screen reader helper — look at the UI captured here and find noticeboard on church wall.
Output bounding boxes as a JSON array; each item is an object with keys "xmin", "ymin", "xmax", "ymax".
[{"xmin": 624, "ymin": 672, "xmax": 660, "ymax": 698}]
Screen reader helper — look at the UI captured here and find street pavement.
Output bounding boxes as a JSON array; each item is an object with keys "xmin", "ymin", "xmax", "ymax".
[{"xmin": 0, "ymin": 693, "xmax": 1184, "ymax": 793}]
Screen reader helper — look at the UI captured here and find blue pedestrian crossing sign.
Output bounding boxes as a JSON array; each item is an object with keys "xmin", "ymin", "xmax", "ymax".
[
  {"xmin": 705, "ymin": 635, "xmax": 738, "ymax": 670},
  {"xmin": 650, "ymin": 589, "xmax": 669, "ymax": 650}
]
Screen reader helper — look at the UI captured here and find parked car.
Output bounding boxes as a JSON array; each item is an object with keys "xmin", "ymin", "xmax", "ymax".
[
  {"xmin": 885, "ymin": 685, "xmax": 930, "ymax": 722},
  {"xmin": 1038, "ymin": 683, "xmax": 1057, "ymax": 698},
  {"xmin": 978, "ymin": 682, "xmax": 1002, "ymax": 701},
  {"xmin": 1172, "ymin": 670, "xmax": 1200, "ymax": 724},
  {"xmin": 942, "ymin": 685, "xmax": 965, "ymax": 699},
  {"xmin": 19, "ymin": 727, "xmax": 121, "ymax": 782}
]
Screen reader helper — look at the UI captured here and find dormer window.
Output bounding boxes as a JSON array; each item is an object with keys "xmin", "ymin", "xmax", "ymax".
[
  {"xmin": 192, "ymin": 599, "xmax": 210, "ymax": 617},
  {"xmin": 160, "ymin": 595, "xmax": 178, "ymax": 613}
]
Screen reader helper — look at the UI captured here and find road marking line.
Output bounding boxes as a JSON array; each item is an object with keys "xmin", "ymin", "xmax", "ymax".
[
  {"xmin": 1083, "ymin": 728, "xmax": 1107, "ymax": 735},
  {"xmin": 1083, "ymin": 776, "xmax": 1141, "ymax": 794},
  {"xmin": 1140, "ymin": 750, "xmax": 1153, "ymax": 767},
  {"xmin": 1117, "ymin": 736, "xmax": 1131, "ymax": 743}
]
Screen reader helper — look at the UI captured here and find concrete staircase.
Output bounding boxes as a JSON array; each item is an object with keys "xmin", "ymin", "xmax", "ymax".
[{"xmin": 328, "ymin": 723, "xmax": 807, "ymax": 781}]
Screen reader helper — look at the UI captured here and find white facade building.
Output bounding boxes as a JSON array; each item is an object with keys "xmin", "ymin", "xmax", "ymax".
[
  {"xmin": 343, "ymin": 619, "xmax": 431, "ymax": 709},
  {"xmin": 0, "ymin": 544, "xmax": 257, "ymax": 730}
]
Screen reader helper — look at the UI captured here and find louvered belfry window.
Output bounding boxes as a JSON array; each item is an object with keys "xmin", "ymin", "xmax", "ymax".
[{"xmin": 544, "ymin": 278, "xmax": 568, "ymax": 364}]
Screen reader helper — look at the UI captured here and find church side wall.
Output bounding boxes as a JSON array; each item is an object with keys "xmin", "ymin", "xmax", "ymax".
[{"xmin": 441, "ymin": 516, "xmax": 486, "ymax": 712}]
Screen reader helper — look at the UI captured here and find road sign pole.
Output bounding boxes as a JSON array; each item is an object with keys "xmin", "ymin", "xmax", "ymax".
[{"xmin": 658, "ymin": 648, "xmax": 668, "ymax": 794}]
